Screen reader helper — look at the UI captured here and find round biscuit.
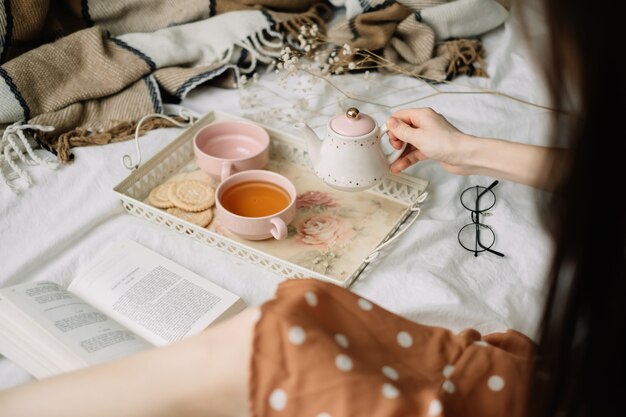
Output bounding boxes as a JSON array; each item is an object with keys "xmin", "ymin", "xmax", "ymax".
[
  {"xmin": 182, "ymin": 169, "xmax": 215, "ymax": 185},
  {"xmin": 168, "ymin": 180, "xmax": 215, "ymax": 212},
  {"xmin": 148, "ymin": 182, "xmax": 175, "ymax": 208},
  {"xmin": 167, "ymin": 207, "xmax": 214, "ymax": 227}
]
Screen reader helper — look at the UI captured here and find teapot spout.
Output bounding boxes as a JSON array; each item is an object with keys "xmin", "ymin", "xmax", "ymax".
[{"xmin": 294, "ymin": 122, "xmax": 321, "ymax": 166}]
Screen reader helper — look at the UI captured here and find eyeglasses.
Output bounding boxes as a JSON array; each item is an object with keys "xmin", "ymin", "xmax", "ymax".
[{"xmin": 458, "ymin": 180, "xmax": 505, "ymax": 257}]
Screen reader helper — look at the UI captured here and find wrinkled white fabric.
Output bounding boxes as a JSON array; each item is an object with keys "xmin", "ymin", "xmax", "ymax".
[{"xmin": 0, "ymin": 10, "xmax": 554, "ymax": 389}]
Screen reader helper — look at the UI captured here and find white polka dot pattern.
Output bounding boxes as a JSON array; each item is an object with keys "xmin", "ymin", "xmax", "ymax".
[
  {"xmin": 488, "ymin": 375, "xmax": 505, "ymax": 391},
  {"xmin": 357, "ymin": 298, "xmax": 373, "ymax": 311},
  {"xmin": 397, "ymin": 331, "xmax": 413, "ymax": 348},
  {"xmin": 304, "ymin": 291, "xmax": 318, "ymax": 307},
  {"xmin": 382, "ymin": 366, "xmax": 399, "ymax": 380},
  {"xmin": 288, "ymin": 326, "xmax": 306, "ymax": 345},
  {"xmin": 334, "ymin": 333, "xmax": 349, "ymax": 348},
  {"xmin": 428, "ymin": 399, "xmax": 443, "ymax": 416},
  {"xmin": 382, "ymin": 382, "xmax": 399, "ymax": 398},
  {"xmin": 442, "ymin": 380, "xmax": 455, "ymax": 393},
  {"xmin": 269, "ymin": 388, "xmax": 287, "ymax": 411},
  {"xmin": 250, "ymin": 284, "xmax": 536, "ymax": 416},
  {"xmin": 335, "ymin": 354, "xmax": 353, "ymax": 372}
]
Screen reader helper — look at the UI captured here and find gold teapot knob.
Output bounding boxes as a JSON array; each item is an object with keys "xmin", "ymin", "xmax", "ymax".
[{"xmin": 346, "ymin": 107, "xmax": 360, "ymax": 119}]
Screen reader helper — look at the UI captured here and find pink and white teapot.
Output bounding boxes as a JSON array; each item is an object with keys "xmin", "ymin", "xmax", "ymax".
[{"xmin": 295, "ymin": 107, "xmax": 406, "ymax": 192}]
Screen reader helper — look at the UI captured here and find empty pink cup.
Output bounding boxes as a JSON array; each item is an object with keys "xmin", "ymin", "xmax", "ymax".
[
  {"xmin": 215, "ymin": 170, "xmax": 297, "ymax": 240},
  {"xmin": 193, "ymin": 121, "xmax": 270, "ymax": 181}
]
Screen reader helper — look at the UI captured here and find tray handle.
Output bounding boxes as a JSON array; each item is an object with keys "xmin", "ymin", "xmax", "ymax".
[
  {"xmin": 364, "ymin": 191, "xmax": 428, "ymax": 263},
  {"xmin": 121, "ymin": 107, "xmax": 198, "ymax": 170}
]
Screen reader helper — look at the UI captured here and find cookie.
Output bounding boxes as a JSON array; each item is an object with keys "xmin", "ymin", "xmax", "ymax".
[
  {"xmin": 182, "ymin": 169, "xmax": 216, "ymax": 185},
  {"xmin": 167, "ymin": 207, "xmax": 214, "ymax": 227},
  {"xmin": 168, "ymin": 179, "xmax": 215, "ymax": 212},
  {"xmin": 148, "ymin": 182, "xmax": 175, "ymax": 209}
]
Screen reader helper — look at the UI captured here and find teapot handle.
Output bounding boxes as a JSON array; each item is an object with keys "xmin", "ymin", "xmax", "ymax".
[{"xmin": 380, "ymin": 126, "xmax": 407, "ymax": 165}]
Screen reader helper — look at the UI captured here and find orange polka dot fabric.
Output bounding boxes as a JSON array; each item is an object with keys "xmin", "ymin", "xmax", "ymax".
[{"xmin": 249, "ymin": 279, "xmax": 535, "ymax": 417}]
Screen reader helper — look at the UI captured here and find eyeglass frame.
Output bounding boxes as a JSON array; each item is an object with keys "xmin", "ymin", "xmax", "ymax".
[{"xmin": 457, "ymin": 180, "xmax": 505, "ymax": 258}]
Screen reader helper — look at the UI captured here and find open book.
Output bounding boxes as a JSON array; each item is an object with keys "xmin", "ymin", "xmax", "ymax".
[{"xmin": 0, "ymin": 240, "xmax": 246, "ymax": 379}]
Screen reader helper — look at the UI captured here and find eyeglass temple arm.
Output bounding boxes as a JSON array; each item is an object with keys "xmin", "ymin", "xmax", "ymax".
[
  {"xmin": 478, "ymin": 180, "xmax": 499, "ymax": 199},
  {"xmin": 478, "ymin": 240, "xmax": 505, "ymax": 257},
  {"xmin": 476, "ymin": 180, "xmax": 504, "ymax": 257}
]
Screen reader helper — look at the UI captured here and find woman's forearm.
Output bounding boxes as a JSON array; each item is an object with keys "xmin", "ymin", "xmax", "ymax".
[
  {"xmin": 387, "ymin": 110, "xmax": 566, "ymax": 190},
  {"xmin": 0, "ymin": 337, "xmax": 209, "ymax": 417},
  {"xmin": 0, "ymin": 308, "xmax": 256, "ymax": 417},
  {"xmin": 461, "ymin": 135, "xmax": 566, "ymax": 190}
]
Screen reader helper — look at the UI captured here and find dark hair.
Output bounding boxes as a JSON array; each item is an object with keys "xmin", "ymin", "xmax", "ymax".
[{"xmin": 525, "ymin": 0, "xmax": 626, "ymax": 415}]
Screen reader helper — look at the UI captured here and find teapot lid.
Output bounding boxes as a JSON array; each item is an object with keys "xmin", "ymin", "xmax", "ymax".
[{"xmin": 330, "ymin": 107, "xmax": 376, "ymax": 137}]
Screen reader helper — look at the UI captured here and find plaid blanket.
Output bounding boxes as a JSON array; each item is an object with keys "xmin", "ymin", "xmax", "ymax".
[
  {"xmin": 0, "ymin": 0, "xmax": 507, "ymax": 191},
  {"xmin": 332, "ymin": 0, "xmax": 508, "ymax": 80}
]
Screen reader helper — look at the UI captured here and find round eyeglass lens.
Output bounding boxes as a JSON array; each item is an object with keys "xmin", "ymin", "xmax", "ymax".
[
  {"xmin": 458, "ymin": 223, "xmax": 496, "ymax": 253},
  {"xmin": 460, "ymin": 186, "xmax": 496, "ymax": 212}
]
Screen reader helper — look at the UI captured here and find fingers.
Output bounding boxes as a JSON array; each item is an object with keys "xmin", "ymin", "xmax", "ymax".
[
  {"xmin": 390, "ymin": 108, "xmax": 439, "ymax": 127},
  {"xmin": 386, "ymin": 117, "xmax": 423, "ymax": 147},
  {"xmin": 389, "ymin": 141, "xmax": 416, "ymax": 155},
  {"xmin": 387, "ymin": 130, "xmax": 404, "ymax": 150},
  {"xmin": 390, "ymin": 148, "xmax": 427, "ymax": 173}
]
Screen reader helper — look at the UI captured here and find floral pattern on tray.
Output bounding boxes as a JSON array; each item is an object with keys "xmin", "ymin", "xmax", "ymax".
[
  {"xmin": 192, "ymin": 158, "xmax": 408, "ymax": 282},
  {"xmin": 127, "ymin": 111, "xmax": 427, "ymax": 286}
]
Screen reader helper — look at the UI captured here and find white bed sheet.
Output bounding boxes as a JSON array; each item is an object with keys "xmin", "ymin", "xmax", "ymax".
[{"xmin": 0, "ymin": 12, "xmax": 554, "ymax": 390}]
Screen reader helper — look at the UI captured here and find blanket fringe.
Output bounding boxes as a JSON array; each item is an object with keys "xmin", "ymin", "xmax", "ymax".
[
  {"xmin": 15, "ymin": 5, "xmax": 333, "ymax": 174},
  {"xmin": 235, "ymin": 8, "xmax": 329, "ymax": 75},
  {"xmin": 442, "ymin": 39, "xmax": 487, "ymax": 79},
  {"xmin": 276, "ymin": 4, "xmax": 330, "ymax": 47},
  {"xmin": 282, "ymin": 15, "xmax": 325, "ymax": 41},
  {"xmin": 0, "ymin": 122, "xmax": 57, "ymax": 192},
  {"xmin": 40, "ymin": 116, "xmax": 186, "ymax": 163}
]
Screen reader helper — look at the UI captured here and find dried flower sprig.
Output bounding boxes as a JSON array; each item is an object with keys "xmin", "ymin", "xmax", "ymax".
[
  {"xmin": 234, "ymin": 22, "xmax": 560, "ymax": 129},
  {"xmin": 266, "ymin": 24, "xmax": 376, "ymax": 79},
  {"xmin": 259, "ymin": 23, "xmax": 560, "ymax": 113}
]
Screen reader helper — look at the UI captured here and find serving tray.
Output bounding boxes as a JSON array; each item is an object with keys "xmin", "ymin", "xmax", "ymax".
[{"xmin": 113, "ymin": 111, "xmax": 428, "ymax": 287}]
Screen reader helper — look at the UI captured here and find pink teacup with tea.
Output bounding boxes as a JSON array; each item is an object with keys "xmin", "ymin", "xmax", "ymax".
[
  {"xmin": 194, "ymin": 121, "xmax": 270, "ymax": 181},
  {"xmin": 215, "ymin": 170, "xmax": 296, "ymax": 240}
]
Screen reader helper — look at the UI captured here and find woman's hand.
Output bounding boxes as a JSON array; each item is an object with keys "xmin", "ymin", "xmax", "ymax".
[
  {"xmin": 386, "ymin": 107, "xmax": 564, "ymax": 190},
  {"xmin": 386, "ymin": 108, "xmax": 473, "ymax": 174}
]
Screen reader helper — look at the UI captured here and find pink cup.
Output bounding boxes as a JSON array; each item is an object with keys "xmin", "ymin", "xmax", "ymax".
[
  {"xmin": 193, "ymin": 121, "xmax": 270, "ymax": 181},
  {"xmin": 215, "ymin": 170, "xmax": 296, "ymax": 240}
]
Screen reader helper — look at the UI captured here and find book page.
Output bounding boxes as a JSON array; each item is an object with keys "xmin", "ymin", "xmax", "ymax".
[
  {"xmin": 0, "ymin": 282, "xmax": 152, "ymax": 370},
  {"xmin": 69, "ymin": 240, "xmax": 244, "ymax": 346}
]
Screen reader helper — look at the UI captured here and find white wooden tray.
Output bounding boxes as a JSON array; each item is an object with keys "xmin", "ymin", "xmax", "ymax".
[{"xmin": 113, "ymin": 111, "xmax": 428, "ymax": 287}]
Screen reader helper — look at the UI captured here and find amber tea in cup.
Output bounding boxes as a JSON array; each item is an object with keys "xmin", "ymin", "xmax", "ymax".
[
  {"xmin": 220, "ymin": 181, "xmax": 290, "ymax": 217},
  {"xmin": 215, "ymin": 170, "xmax": 297, "ymax": 240}
]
